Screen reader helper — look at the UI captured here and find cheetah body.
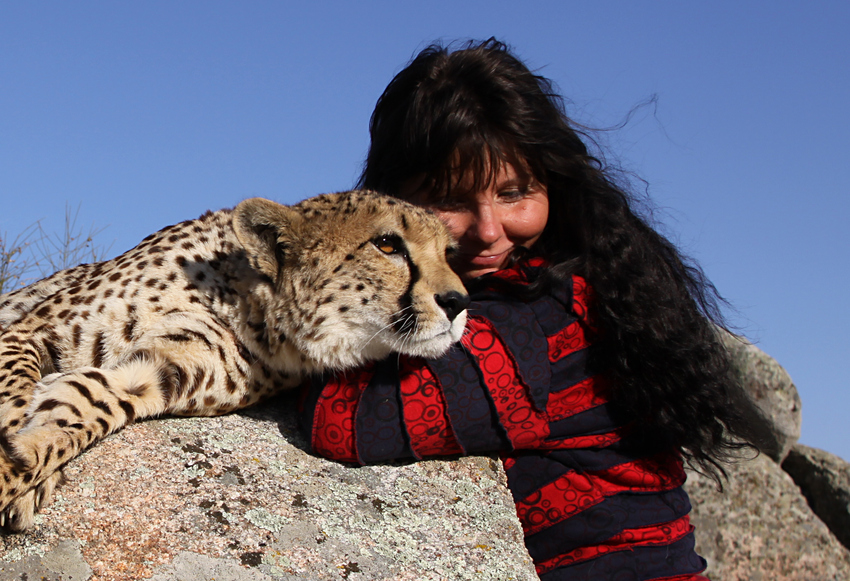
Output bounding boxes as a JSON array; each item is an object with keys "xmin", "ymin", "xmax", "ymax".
[{"xmin": 0, "ymin": 191, "xmax": 468, "ymax": 531}]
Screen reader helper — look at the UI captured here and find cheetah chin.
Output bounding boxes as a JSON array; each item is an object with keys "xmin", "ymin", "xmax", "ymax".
[{"xmin": 0, "ymin": 190, "xmax": 469, "ymax": 531}]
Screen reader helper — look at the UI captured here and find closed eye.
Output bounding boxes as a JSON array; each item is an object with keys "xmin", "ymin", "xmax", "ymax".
[
  {"xmin": 498, "ymin": 188, "xmax": 527, "ymax": 201},
  {"xmin": 372, "ymin": 233, "xmax": 405, "ymax": 256}
]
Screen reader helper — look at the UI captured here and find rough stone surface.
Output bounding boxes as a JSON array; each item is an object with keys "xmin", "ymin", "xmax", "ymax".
[
  {"xmin": 0, "ymin": 395, "xmax": 537, "ymax": 581},
  {"xmin": 0, "ymin": 539, "xmax": 92, "ymax": 580},
  {"xmin": 721, "ymin": 331, "xmax": 802, "ymax": 462},
  {"xmin": 783, "ymin": 442, "xmax": 850, "ymax": 550},
  {"xmin": 150, "ymin": 552, "xmax": 276, "ymax": 581},
  {"xmin": 686, "ymin": 453, "xmax": 850, "ymax": 580}
]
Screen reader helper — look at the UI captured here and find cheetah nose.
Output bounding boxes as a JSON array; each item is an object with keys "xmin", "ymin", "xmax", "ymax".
[{"xmin": 435, "ymin": 291, "xmax": 470, "ymax": 322}]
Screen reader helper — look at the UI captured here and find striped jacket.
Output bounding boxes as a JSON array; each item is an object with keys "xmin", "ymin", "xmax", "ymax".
[{"xmin": 301, "ymin": 261, "xmax": 709, "ymax": 580}]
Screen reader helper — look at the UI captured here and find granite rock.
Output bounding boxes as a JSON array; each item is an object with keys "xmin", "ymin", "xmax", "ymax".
[
  {"xmin": 783, "ymin": 442, "xmax": 850, "ymax": 550},
  {"xmin": 0, "ymin": 539, "xmax": 91, "ymax": 581},
  {"xmin": 721, "ymin": 331, "xmax": 802, "ymax": 462},
  {"xmin": 686, "ymin": 453, "xmax": 850, "ymax": 580},
  {"xmin": 0, "ymin": 395, "xmax": 537, "ymax": 581}
]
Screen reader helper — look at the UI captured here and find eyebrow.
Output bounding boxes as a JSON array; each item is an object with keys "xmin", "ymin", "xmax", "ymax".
[
  {"xmin": 497, "ymin": 177, "xmax": 524, "ymax": 188},
  {"xmin": 494, "ymin": 173, "xmax": 537, "ymax": 190}
]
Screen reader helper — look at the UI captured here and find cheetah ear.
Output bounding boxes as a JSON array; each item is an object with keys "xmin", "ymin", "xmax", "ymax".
[{"xmin": 233, "ymin": 198, "xmax": 303, "ymax": 281}]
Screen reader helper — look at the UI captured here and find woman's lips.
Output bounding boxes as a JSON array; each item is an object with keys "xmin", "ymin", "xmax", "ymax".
[{"xmin": 463, "ymin": 248, "xmax": 511, "ymax": 267}]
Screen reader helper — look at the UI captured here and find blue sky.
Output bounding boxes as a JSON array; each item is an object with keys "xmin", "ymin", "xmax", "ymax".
[{"xmin": 2, "ymin": 2, "xmax": 848, "ymax": 460}]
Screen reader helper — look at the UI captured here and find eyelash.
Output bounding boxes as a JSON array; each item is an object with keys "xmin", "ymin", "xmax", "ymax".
[
  {"xmin": 498, "ymin": 188, "xmax": 527, "ymax": 200},
  {"xmin": 431, "ymin": 188, "xmax": 530, "ymax": 210}
]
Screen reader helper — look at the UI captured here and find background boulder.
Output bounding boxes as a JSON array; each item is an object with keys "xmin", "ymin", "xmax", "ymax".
[
  {"xmin": 686, "ymin": 455, "xmax": 850, "ymax": 580},
  {"xmin": 720, "ymin": 331, "xmax": 802, "ymax": 462},
  {"xmin": 783, "ymin": 443, "xmax": 850, "ymax": 550},
  {"xmin": 684, "ymin": 335, "xmax": 850, "ymax": 578}
]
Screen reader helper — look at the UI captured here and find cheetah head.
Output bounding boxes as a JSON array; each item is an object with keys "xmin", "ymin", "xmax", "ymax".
[{"xmin": 233, "ymin": 191, "xmax": 469, "ymax": 371}]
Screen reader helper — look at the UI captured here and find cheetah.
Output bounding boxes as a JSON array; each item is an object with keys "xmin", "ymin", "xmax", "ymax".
[{"xmin": 0, "ymin": 190, "xmax": 469, "ymax": 531}]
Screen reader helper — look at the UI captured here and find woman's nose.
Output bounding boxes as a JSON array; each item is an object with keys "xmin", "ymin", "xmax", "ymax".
[{"xmin": 469, "ymin": 202, "xmax": 503, "ymax": 244}]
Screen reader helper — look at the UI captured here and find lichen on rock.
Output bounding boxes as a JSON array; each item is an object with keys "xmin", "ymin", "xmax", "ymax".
[{"xmin": 0, "ymin": 396, "xmax": 536, "ymax": 581}]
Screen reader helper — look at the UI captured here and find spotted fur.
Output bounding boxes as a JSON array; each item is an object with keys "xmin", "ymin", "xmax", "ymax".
[{"xmin": 0, "ymin": 190, "xmax": 468, "ymax": 531}]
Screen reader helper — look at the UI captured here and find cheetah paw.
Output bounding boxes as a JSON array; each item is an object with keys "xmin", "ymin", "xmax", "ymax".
[{"xmin": 0, "ymin": 470, "xmax": 64, "ymax": 532}]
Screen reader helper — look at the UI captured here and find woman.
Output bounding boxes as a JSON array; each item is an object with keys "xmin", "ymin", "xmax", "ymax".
[{"xmin": 301, "ymin": 39, "xmax": 761, "ymax": 580}]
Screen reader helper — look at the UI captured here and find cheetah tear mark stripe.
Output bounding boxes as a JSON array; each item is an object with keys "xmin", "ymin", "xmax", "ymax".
[{"xmin": 390, "ymin": 238, "xmax": 418, "ymax": 335}]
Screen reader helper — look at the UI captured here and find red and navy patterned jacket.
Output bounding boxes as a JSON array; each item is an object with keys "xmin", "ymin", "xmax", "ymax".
[{"xmin": 301, "ymin": 261, "xmax": 709, "ymax": 580}]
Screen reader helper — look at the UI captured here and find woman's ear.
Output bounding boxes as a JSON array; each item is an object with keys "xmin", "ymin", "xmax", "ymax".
[{"xmin": 232, "ymin": 197, "xmax": 303, "ymax": 282}]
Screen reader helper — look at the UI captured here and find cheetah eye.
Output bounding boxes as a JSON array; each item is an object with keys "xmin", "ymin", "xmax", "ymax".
[{"xmin": 372, "ymin": 234, "xmax": 405, "ymax": 255}]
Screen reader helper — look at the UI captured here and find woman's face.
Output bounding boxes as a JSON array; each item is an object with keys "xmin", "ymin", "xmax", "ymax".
[{"xmin": 410, "ymin": 162, "xmax": 549, "ymax": 280}]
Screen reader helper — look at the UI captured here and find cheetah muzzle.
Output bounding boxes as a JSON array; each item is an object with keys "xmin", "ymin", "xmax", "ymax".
[{"xmin": 0, "ymin": 190, "xmax": 469, "ymax": 531}]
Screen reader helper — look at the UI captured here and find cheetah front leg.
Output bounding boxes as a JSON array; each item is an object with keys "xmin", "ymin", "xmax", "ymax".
[
  {"xmin": 0, "ymin": 357, "xmax": 171, "ymax": 531},
  {"xmin": 0, "ymin": 335, "xmax": 46, "ymax": 437}
]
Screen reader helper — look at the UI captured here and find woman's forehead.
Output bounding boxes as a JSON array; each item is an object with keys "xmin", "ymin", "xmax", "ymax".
[{"xmin": 456, "ymin": 160, "xmax": 530, "ymax": 188}]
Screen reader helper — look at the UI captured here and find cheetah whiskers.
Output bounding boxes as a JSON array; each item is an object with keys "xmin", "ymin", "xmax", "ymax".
[
  {"xmin": 362, "ymin": 305, "xmax": 416, "ymax": 352},
  {"xmin": 393, "ymin": 318, "xmax": 418, "ymax": 362},
  {"xmin": 391, "ymin": 306, "xmax": 420, "ymax": 352}
]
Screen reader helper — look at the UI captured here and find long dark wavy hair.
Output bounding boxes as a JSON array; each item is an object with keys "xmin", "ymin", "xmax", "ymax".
[{"xmin": 358, "ymin": 39, "xmax": 764, "ymax": 481}]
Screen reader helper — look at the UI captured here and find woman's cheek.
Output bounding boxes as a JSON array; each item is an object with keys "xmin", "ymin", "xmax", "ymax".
[
  {"xmin": 513, "ymin": 199, "xmax": 549, "ymax": 245},
  {"xmin": 432, "ymin": 210, "xmax": 469, "ymax": 241}
]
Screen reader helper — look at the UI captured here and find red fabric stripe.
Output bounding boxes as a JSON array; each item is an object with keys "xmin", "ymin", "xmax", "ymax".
[
  {"xmin": 570, "ymin": 275, "xmax": 597, "ymax": 331},
  {"xmin": 488, "ymin": 256, "xmax": 547, "ymax": 283},
  {"xmin": 516, "ymin": 452, "xmax": 686, "ymax": 536},
  {"xmin": 310, "ymin": 368, "xmax": 374, "ymax": 463},
  {"xmin": 536, "ymin": 515, "xmax": 696, "ymax": 574},
  {"xmin": 537, "ymin": 430, "xmax": 623, "ymax": 450},
  {"xmin": 547, "ymin": 319, "xmax": 590, "ymax": 362},
  {"xmin": 463, "ymin": 316, "xmax": 550, "ymax": 449},
  {"xmin": 398, "ymin": 357, "xmax": 463, "ymax": 458},
  {"xmin": 517, "ymin": 470, "xmax": 607, "ymax": 535},
  {"xmin": 545, "ymin": 376, "xmax": 609, "ymax": 421},
  {"xmin": 599, "ymin": 451, "xmax": 686, "ymax": 488}
]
